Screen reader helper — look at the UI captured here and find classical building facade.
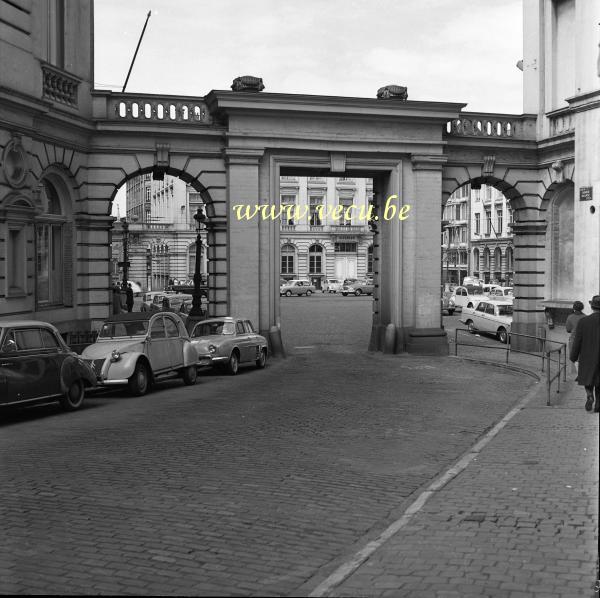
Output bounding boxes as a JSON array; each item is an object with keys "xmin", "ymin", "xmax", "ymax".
[
  {"xmin": 279, "ymin": 177, "xmax": 373, "ymax": 288},
  {"xmin": 0, "ymin": 0, "xmax": 597, "ymax": 353},
  {"xmin": 442, "ymin": 184, "xmax": 514, "ymax": 286},
  {"xmin": 110, "ymin": 174, "xmax": 207, "ymax": 291}
]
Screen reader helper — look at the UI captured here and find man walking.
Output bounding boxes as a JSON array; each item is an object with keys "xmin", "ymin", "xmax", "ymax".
[
  {"xmin": 570, "ymin": 295, "xmax": 600, "ymax": 412},
  {"xmin": 125, "ymin": 283, "xmax": 134, "ymax": 313}
]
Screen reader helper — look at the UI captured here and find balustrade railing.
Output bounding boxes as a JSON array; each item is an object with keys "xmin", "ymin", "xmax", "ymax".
[
  {"xmin": 42, "ymin": 64, "xmax": 80, "ymax": 107},
  {"xmin": 92, "ymin": 91, "xmax": 212, "ymax": 124},
  {"xmin": 547, "ymin": 108, "xmax": 574, "ymax": 137},
  {"xmin": 445, "ymin": 113, "xmax": 536, "ymax": 140}
]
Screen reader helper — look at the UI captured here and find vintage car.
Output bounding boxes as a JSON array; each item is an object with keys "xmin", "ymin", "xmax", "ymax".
[
  {"xmin": 140, "ymin": 291, "xmax": 175, "ymax": 312},
  {"xmin": 149, "ymin": 294, "xmax": 193, "ymax": 313},
  {"xmin": 189, "ymin": 317, "xmax": 268, "ymax": 375},
  {"xmin": 322, "ymin": 278, "xmax": 343, "ymax": 293},
  {"xmin": 488, "ymin": 286, "xmax": 514, "ymax": 302},
  {"xmin": 0, "ymin": 320, "xmax": 96, "ymax": 411},
  {"xmin": 449, "ymin": 285, "xmax": 489, "ymax": 311},
  {"xmin": 460, "ymin": 299, "xmax": 513, "ymax": 343},
  {"xmin": 81, "ymin": 312, "xmax": 210, "ymax": 395},
  {"xmin": 341, "ymin": 279, "xmax": 374, "ymax": 296},
  {"xmin": 280, "ymin": 280, "xmax": 315, "ymax": 296}
]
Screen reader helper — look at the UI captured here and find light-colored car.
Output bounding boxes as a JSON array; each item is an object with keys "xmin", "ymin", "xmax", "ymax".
[
  {"xmin": 0, "ymin": 320, "xmax": 96, "ymax": 411},
  {"xmin": 488, "ymin": 286, "xmax": 514, "ymax": 302},
  {"xmin": 460, "ymin": 299, "xmax": 513, "ymax": 343},
  {"xmin": 322, "ymin": 278, "xmax": 343, "ymax": 293},
  {"xmin": 81, "ymin": 312, "xmax": 209, "ymax": 395},
  {"xmin": 189, "ymin": 317, "xmax": 268, "ymax": 375},
  {"xmin": 280, "ymin": 280, "xmax": 316, "ymax": 296},
  {"xmin": 341, "ymin": 279, "xmax": 374, "ymax": 296},
  {"xmin": 449, "ymin": 285, "xmax": 488, "ymax": 311},
  {"xmin": 149, "ymin": 294, "xmax": 193, "ymax": 313}
]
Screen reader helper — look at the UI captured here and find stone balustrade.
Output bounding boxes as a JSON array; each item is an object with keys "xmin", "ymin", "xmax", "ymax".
[
  {"xmin": 445, "ymin": 113, "xmax": 536, "ymax": 140},
  {"xmin": 92, "ymin": 91, "xmax": 212, "ymax": 124},
  {"xmin": 42, "ymin": 64, "xmax": 80, "ymax": 107},
  {"xmin": 547, "ymin": 108, "xmax": 574, "ymax": 137}
]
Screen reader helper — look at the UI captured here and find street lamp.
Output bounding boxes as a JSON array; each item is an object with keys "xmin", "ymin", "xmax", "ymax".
[
  {"xmin": 120, "ymin": 217, "xmax": 129, "ymax": 290},
  {"xmin": 188, "ymin": 206, "xmax": 207, "ymax": 320}
]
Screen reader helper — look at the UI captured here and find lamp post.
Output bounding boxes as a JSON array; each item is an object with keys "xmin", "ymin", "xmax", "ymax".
[
  {"xmin": 188, "ymin": 206, "xmax": 207, "ymax": 320},
  {"xmin": 120, "ymin": 217, "xmax": 129, "ymax": 290}
]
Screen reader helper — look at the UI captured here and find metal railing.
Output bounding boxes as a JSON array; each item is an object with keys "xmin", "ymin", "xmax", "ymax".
[{"xmin": 454, "ymin": 329, "xmax": 567, "ymax": 406}]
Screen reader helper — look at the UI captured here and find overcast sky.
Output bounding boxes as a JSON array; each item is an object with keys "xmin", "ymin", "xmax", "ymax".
[{"xmin": 96, "ymin": 0, "xmax": 523, "ymax": 216}]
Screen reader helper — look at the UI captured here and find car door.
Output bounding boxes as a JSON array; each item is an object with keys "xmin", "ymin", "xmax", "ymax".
[
  {"xmin": 0, "ymin": 330, "xmax": 21, "ymax": 404},
  {"xmin": 483, "ymin": 303, "xmax": 497, "ymax": 334},
  {"xmin": 244, "ymin": 320, "xmax": 261, "ymax": 361},
  {"xmin": 164, "ymin": 314, "xmax": 184, "ymax": 369},
  {"xmin": 472, "ymin": 302, "xmax": 487, "ymax": 330},
  {"xmin": 235, "ymin": 320, "xmax": 252, "ymax": 362},
  {"xmin": 147, "ymin": 316, "xmax": 172, "ymax": 372}
]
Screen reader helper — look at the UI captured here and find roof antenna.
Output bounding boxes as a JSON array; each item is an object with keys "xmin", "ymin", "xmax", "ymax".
[{"xmin": 122, "ymin": 10, "xmax": 152, "ymax": 93}]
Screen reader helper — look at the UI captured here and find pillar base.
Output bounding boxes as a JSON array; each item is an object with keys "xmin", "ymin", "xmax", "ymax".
[{"xmin": 405, "ymin": 328, "xmax": 449, "ymax": 355}]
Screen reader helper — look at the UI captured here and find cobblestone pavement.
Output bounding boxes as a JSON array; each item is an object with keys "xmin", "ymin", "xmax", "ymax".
[
  {"xmin": 0, "ymin": 297, "xmax": 596, "ymax": 596},
  {"xmin": 322, "ymin": 381, "xmax": 599, "ymax": 598}
]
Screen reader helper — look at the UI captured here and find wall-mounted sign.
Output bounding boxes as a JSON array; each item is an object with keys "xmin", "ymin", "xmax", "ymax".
[{"xmin": 579, "ymin": 186, "xmax": 593, "ymax": 201}]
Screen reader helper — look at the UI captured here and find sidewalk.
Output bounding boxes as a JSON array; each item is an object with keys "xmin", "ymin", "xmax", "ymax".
[{"xmin": 313, "ymin": 377, "xmax": 599, "ymax": 598}]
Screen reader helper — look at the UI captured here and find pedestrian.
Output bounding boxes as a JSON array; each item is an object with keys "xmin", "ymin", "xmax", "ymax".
[
  {"xmin": 125, "ymin": 283, "xmax": 134, "ymax": 312},
  {"xmin": 569, "ymin": 295, "xmax": 600, "ymax": 412},
  {"xmin": 565, "ymin": 300, "xmax": 585, "ymax": 374}
]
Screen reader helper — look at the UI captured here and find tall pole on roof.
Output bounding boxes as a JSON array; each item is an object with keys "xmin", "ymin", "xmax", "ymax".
[{"xmin": 122, "ymin": 11, "xmax": 152, "ymax": 93}]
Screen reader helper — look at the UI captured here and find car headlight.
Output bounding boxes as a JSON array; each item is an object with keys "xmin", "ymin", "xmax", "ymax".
[
  {"xmin": 110, "ymin": 349, "xmax": 122, "ymax": 362},
  {"xmin": 208, "ymin": 344, "xmax": 217, "ymax": 354}
]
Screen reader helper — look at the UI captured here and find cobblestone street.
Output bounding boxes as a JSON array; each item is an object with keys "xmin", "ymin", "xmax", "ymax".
[{"xmin": 0, "ymin": 297, "xmax": 597, "ymax": 596}]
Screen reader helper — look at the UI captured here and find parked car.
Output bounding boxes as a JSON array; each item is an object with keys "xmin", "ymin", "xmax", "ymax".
[
  {"xmin": 488, "ymin": 286, "xmax": 514, "ymax": 302},
  {"xmin": 341, "ymin": 279, "xmax": 374, "ymax": 296},
  {"xmin": 150, "ymin": 294, "xmax": 193, "ymax": 313},
  {"xmin": 189, "ymin": 317, "xmax": 268, "ymax": 375},
  {"xmin": 460, "ymin": 299, "xmax": 513, "ymax": 343},
  {"xmin": 140, "ymin": 291, "xmax": 175, "ymax": 312},
  {"xmin": 81, "ymin": 312, "xmax": 209, "ymax": 395},
  {"xmin": 280, "ymin": 280, "xmax": 315, "ymax": 296},
  {"xmin": 0, "ymin": 320, "xmax": 96, "ymax": 411},
  {"xmin": 441, "ymin": 291, "xmax": 455, "ymax": 315},
  {"xmin": 322, "ymin": 278, "xmax": 343, "ymax": 293},
  {"xmin": 449, "ymin": 285, "xmax": 489, "ymax": 311}
]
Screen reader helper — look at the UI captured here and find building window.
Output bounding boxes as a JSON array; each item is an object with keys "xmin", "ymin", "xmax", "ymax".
[
  {"xmin": 281, "ymin": 195, "xmax": 296, "ymax": 225},
  {"xmin": 48, "ymin": 0, "xmax": 66, "ymax": 69},
  {"xmin": 309, "ymin": 196, "xmax": 322, "ymax": 226},
  {"xmin": 496, "ymin": 209, "xmax": 503, "ymax": 236},
  {"xmin": 334, "ymin": 242, "xmax": 357, "ymax": 253},
  {"xmin": 308, "ymin": 245, "xmax": 323, "ymax": 274},
  {"xmin": 475, "ymin": 213, "xmax": 481, "ymax": 235},
  {"xmin": 367, "ymin": 245, "xmax": 373, "ymax": 274},
  {"xmin": 485, "ymin": 210, "xmax": 492, "ymax": 235},
  {"xmin": 339, "ymin": 197, "xmax": 353, "ymax": 225},
  {"xmin": 281, "ymin": 244, "xmax": 295, "ymax": 275}
]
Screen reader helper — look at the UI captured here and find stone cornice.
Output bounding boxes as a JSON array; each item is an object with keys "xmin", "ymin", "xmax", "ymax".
[
  {"xmin": 74, "ymin": 213, "xmax": 116, "ymax": 229},
  {"xmin": 510, "ymin": 220, "xmax": 547, "ymax": 235},
  {"xmin": 411, "ymin": 154, "xmax": 447, "ymax": 170},
  {"xmin": 223, "ymin": 148, "xmax": 265, "ymax": 165},
  {"xmin": 205, "ymin": 90, "xmax": 466, "ymax": 123}
]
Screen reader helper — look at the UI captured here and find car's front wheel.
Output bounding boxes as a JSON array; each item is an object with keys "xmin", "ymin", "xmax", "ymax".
[
  {"xmin": 466, "ymin": 320, "xmax": 475, "ymax": 333},
  {"xmin": 60, "ymin": 379, "xmax": 85, "ymax": 411},
  {"xmin": 256, "ymin": 348, "xmax": 267, "ymax": 369},
  {"xmin": 342, "ymin": 293, "xmax": 348, "ymax": 297},
  {"xmin": 181, "ymin": 365, "xmax": 197, "ymax": 385},
  {"xmin": 226, "ymin": 351, "xmax": 239, "ymax": 375},
  {"xmin": 285, "ymin": 290, "xmax": 292, "ymax": 297},
  {"xmin": 354, "ymin": 289, "xmax": 362, "ymax": 296},
  {"xmin": 497, "ymin": 327, "xmax": 508, "ymax": 344},
  {"xmin": 128, "ymin": 361, "xmax": 150, "ymax": 396}
]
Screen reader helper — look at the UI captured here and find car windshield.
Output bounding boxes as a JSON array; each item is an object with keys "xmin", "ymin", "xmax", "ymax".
[
  {"xmin": 99, "ymin": 321, "xmax": 149, "ymax": 338},
  {"xmin": 193, "ymin": 321, "xmax": 235, "ymax": 337},
  {"xmin": 497, "ymin": 305, "xmax": 513, "ymax": 316}
]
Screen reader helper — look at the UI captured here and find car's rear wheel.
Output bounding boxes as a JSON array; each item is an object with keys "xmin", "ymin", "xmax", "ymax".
[
  {"xmin": 285, "ymin": 290, "xmax": 292, "ymax": 297},
  {"xmin": 497, "ymin": 327, "xmax": 508, "ymax": 344},
  {"xmin": 128, "ymin": 361, "xmax": 149, "ymax": 396},
  {"xmin": 342, "ymin": 293, "xmax": 348, "ymax": 296},
  {"xmin": 256, "ymin": 348, "xmax": 267, "ymax": 369},
  {"xmin": 60, "ymin": 379, "xmax": 85, "ymax": 411},
  {"xmin": 466, "ymin": 320, "xmax": 475, "ymax": 333},
  {"xmin": 226, "ymin": 351, "xmax": 239, "ymax": 375},
  {"xmin": 181, "ymin": 365, "xmax": 197, "ymax": 385},
  {"xmin": 354, "ymin": 289, "xmax": 362, "ymax": 296},
  {"xmin": 306, "ymin": 290, "xmax": 312, "ymax": 296}
]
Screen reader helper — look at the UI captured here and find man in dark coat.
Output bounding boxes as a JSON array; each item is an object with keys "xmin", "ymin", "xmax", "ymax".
[
  {"xmin": 125, "ymin": 283, "xmax": 134, "ymax": 312},
  {"xmin": 570, "ymin": 295, "xmax": 600, "ymax": 412}
]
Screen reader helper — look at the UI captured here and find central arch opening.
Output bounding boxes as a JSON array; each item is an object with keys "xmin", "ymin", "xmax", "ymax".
[{"xmin": 277, "ymin": 173, "xmax": 378, "ymax": 354}]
